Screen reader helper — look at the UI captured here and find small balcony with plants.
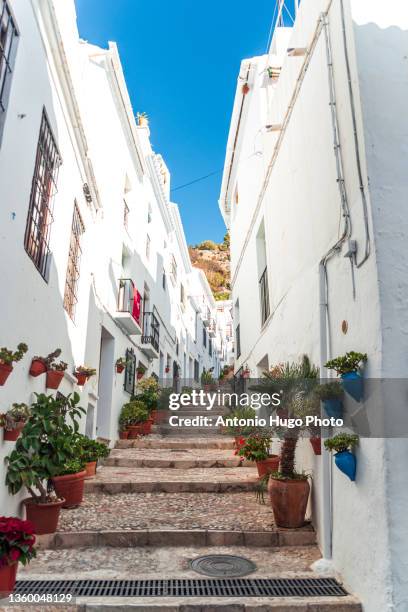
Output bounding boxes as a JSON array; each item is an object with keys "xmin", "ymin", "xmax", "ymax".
[
  {"xmin": 114, "ymin": 279, "xmax": 142, "ymax": 336},
  {"xmin": 140, "ymin": 311, "xmax": 160, "ymax": 359}
]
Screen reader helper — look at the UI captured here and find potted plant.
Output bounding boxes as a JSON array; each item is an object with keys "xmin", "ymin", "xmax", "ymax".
[
  {"xmin": 325, "ymin": 352, "xmax": 367, "ymax": 402},
  {"xmin": 258, "ymin": 356, "xmax": 317, "ymax": 528},
  {"xmin": 314, "ymin": 381, "xmax": 344, "ymax": 418},
  {"xmin": 119, "ymin": 401, "xmax": 149, "ymax": 439},
  {"xmin": 237, "ymin": 433, "xmax": 280, "ymax": 477},
  {"xmin": 0, "ymin": 517, "xmax": 36, "ymax": 597},
  {"xmin": 324, "ymin": 433, "xmax": 359, "ymax": 481},
  {"xmin": 75, "ymin": 435, "xmax": 110, "ymax": 478},
  {"xmin": 136, "ymin": 365, "xmax": 146, "ymax": 380},
  {"xmin": 224, "ymin": 407, "xmax": 257, "ymax": 446},
  {"xmin": 136, "ymin": 111, "xmax": 148, "ymax": 126},
  {"xmin": 5, "ymin": 393, "xmax": 85, "ymax": 533},
  {"xmin": 45, "ymin": 350, "xmax": 68, "ymax": 390},
  {"xmin": 116, "ymin": 357, "xmax": 127, "ymax": 374},
  {"xmin": 74, "ymin": 365, "xmax": 97, "ymax": 386},
  {"xmin": 1, "ymin": 404, "xmax": 30, "ymax": 441},
  {"xmin": 0, "ymin": 343, "xmax": 28, "ymax": 386},
  {"xmin": 52, "ymin": 458, "xmax": 86, "ymax": 508},
  {"xmin": 119, "ymin": 425, "xmax": 129, "ymax": 440},
  {"xmin": 133, "ymin": 377, "xmax": 160, "ymax": 415},
  {"xmin": 29, "ymin": 355, "xmax": 47, "ymax": 377},
  {"xmin": 201, "ymin": 368, "xmax": 214, "ymax": 392},
  {"xmin": 164, "ymin": 366, "xmax": 170, "ymax": 374}
]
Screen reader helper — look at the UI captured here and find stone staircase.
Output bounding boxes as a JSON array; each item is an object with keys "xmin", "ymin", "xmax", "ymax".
[{"xmin": 15, "ymin": 405, "xmax": 361, "ymax": 610}]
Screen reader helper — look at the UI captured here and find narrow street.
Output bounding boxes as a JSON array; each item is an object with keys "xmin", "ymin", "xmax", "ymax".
[{"xmin": 17, "ymin": 405, "xmax": 360, "ymax": 610}]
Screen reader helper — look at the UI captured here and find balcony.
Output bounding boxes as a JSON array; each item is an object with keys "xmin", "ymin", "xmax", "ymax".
[
  {"xmin": 140, "ymin": 311, "xmax": 160, "ymax": 359},
  {"xmin": 115, "ymin": 279, "xmax": 142, "ymax": 335}
]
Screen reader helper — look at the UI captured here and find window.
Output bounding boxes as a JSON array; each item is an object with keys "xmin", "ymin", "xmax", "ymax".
[
  {"xmin": 63, "ymin": 202, "xmax": 85, "ymax": 320},
  {"xmin": 257, "ymin": 221, "xmax": 270, "ymax": 325},
  {"xmin": 235, "ymin": 324, "xmax": 241, "ymax": 359},
  {"xmin": 0, "ymin": 0, "xmax": 18, "ymax": 143},
  {"xmin": 176, "ymin": 338, "xmax": 179, "ymax": 356},
  {"xmin": 209, "ymin": 338, "xmax": 212, "ymax": 356},
  {"xmin": 194, "ymin": 359, "xmax": 199, "ymax": 383},
  {"xmin": 180, "ymin": 283, "xmax": 186, "ymax": 309},
  {"xmin": 24, "ymin": 110, "xmax": 61, "ymax": 280},
  {"xmin": 146, "ymin": 235, "xmax": 150, "ymax": 260},
  {"xmin": 170, "ymin": 255, "xmax": 177, "ymax": 284},
  {"xmin": 147, "ymin": 204, "xmax": 152, "ymax": 223},
  {"xmin": 124, "ymin": 348, "xmax": 136, "ymax": 394},
  {"xmin": 203, "ymin": 326, "xmax": 207, "ymax": 348},
  {"xmin": 123, "ymin": 199, "xmax": 129, "ymax": 230},
  {"xmin": 162, "ymin": 269, "xmax": 166, "ymax": 290}
]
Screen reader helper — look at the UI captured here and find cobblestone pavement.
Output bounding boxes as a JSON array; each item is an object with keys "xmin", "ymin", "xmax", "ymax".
[{"xmin": 57, "ymin": 492, "xmax": 275, "ymax": 532}]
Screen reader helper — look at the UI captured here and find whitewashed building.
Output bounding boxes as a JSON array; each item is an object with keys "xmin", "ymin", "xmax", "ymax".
[
  {"xmin": 0, "ymin": 0, "xmax": 224, "ymax": 516},
  {"xmin": 220, "ymin": 0, "xmax": 408, "ymax": 609}
]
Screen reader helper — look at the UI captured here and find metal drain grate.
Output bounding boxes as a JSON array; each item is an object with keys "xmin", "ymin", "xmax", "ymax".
[
  {"xmin": 14, "ymin": 578, "xmax": 348, "ymax": 598},
  {"xmin": 190, "ymin": 554, "xmax": 256, "ymax": 577}
]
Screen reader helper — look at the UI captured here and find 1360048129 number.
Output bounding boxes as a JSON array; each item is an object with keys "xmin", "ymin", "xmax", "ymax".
[{"xmin": 9, "ymin": 593, "xmax": 73, "ymax": 603}]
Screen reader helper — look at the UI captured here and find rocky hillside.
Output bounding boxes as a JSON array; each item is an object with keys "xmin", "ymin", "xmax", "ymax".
[{"xmin": 188, "ymin": 233, "xmax": 230, "ymax": 301}]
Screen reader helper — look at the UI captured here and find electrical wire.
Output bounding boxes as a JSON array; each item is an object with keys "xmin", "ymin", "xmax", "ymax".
[{"xmin": 170, "ymin": 169, "xmax": 223, "ymax": 193}]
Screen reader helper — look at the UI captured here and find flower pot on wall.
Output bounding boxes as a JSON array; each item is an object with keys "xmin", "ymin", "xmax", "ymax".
[
  {"xmin": 23, "ymin": 498, "xmax": 65, "ymax": 535},
  {"xmin": 3, "ymin": 422, "xmax": 25, "ymax": 442},
  {"xmin": 46, "ymin": 370, "xmax": 64, "ymax": 390},
  {"xmin": 334, "ymin": 450, "xmax": 357, "ymax": 481},
  {"xmin": 0, "ymin": 562, "xmax": 17, "ymax": 597},
  {"xmin": 341, "ymin": 372, "xmax": 364, "ymax": 402},
  {"xmin": 29, "ymin": 359, "xmax": 47, "ymax": 377},
  {"xmin": 116, "ymin": 364, "xmax": 125, "ymax": 374},
  {"xmin": 310, "ymin": 437, "xmax": 322, "ymax": 455},
  {"xmin": 256, "ymin": 455, "xmax": 280, "ymax": 478},
  {"xmin": 74, "ymin": 372, "xmax": 87, "ymax": 386},
  {"xmin": 268, "ymin": 477, "xmax": 310, "ymax": 528},
  {"xmin": 0, "ymin": 363, "xmax": 13, "ymax": 386},
  {"xmin": 323, "ymin": 399, "xmax": 343, "ymax": 419},
  {"xmin": 52, "ymin": 471, "xmax": 86, "ymax": 508}
]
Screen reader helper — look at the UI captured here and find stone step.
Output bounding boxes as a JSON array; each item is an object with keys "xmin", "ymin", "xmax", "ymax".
[
  {"xmin": 115, "ymin": 437, "xmax": 235, "ymax": 450},
  {"xmin": 106, "ymin": 448, "xmax": 250, "ymax": 469},
  {"xmin": 152, "ymin": 425, "xmax": 225, "ymax": 437},
  {"xmin": 84, "ymin": 466, "xmax": 258, "ymax": 494}
]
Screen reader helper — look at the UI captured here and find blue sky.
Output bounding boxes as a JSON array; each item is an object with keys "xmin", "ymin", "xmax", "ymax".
[{"xmin": 75, "ymin": 0, "xmax": 286, "ymax": 245}]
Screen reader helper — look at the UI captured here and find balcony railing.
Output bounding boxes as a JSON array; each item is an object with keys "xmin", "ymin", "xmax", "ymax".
[
  {"xmin": 115, "ymin": 279, "xmax": 142, "ymax": 335},
  {"xmin": 235, "ymin": 324, "xmax": 241, "ymax": 359},
  {"xmin": 142, "ymin": 311, "xmax": 160, "ymax": 353},
  {"xmin": 259, "ymin": 267, "xmax": 270, "ymax": 326}
]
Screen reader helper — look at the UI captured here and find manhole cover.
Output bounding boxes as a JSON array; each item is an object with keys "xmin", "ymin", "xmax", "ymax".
[{"xmin": 190, "ymin": 555, "xmax": 256, "ymax": 577}]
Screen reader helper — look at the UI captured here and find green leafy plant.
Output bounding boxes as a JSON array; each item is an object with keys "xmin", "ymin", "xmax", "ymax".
[
  {"xmin": 56, "ymin": 458, "xmax": 85, "ymax": 476},
  {"xmin": 75, "ymin": 365, "xmax": 97, "ymax": 377},
  {"xmin": 324, "ymin": 433, "xmax": 359, "ymax": 453},
  {"xmin": 236, "ymin": 433, "xmax": 272, "ymax": 462},
  {"xmin": 5, "ymin": 393, "xmax": 85, "ymax": 504},
  {"xmin": 224, "ymin": 407, "xmax": 258, "ymax": 437},
  {"xmin": 201, "ymin": 368, "xmax": 214, "ymax": 385},
  {"xmin": 119, "ymin": 401, "xmax": 149, "ymax": 429},
  {"xmin": 0, "ymin": 404, "xmax": 30, "ymax": 431},
  {"xmin": 0, "ymin": 343, "xmax": 28, "ymax": 365},
  {"xmin": 324, "ymin": 352, "xmax": 367, "ymax": 375},
  {"xmin": 314, "ymin": 381, "xmax": 344, "ymax": 400},
  {"xmin": 74, "ymin": 435, "xmax": 110, "ymax": 462},
  {"xmin": 116, "ymin": 357, "xmax": 129, "ymax": 367},
  {"xmin": 133, "ymin": 377, "xmax": 160, "ymax": 411},
  {"xmin": 0, "ymin": 517, "xmax": 36, "ymax": 568}
]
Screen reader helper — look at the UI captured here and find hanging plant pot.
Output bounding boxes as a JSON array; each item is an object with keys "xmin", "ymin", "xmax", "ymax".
[
  {"xmin": 268, "ymin": 477, "xmax": 310, "ymax": 528},
  {"xmin": 119, "ymin": 430, "xmax": 129, "ymax": 439},
  {"xmin": 242, "ymin": 82, "xmax": 250, "ymax": 95},
  {"xmin": 0, "ymin": 562, "xmax": 17, "ymax": 597},
  {"xmin": 52, "ymin": 470, "xmax": 86, "ymax": 508},
  {"xmin": 116, "ymin": 364, "xmax": 125, "ymax": 374},
  {"xmin": 341, "ymin": 372, "xmax": 364, "ymax": 402},
  {"xmin": 46, "ymin": 369, "xmax": 64, "ymax": 390},
  {"xmin": 23, "ymin": 497, "xmax": 65, "ymax": 535},
  {"xmin": 256, "ymin": 455, "xmax": 280, "ymax": 478},
  {"xmin": 334, "ymin": 450, "xmax": 357, "ymax": 481},
  {"xmin": 310, "ymin": 437, "xmax": 322, "ymax": 455},
  {"xmin": 3, "ymin": 422, "xmax": 25, "ymax": 442},
  {"xmin": 165, "ymin": 367, "xmax": 170, "ymax": 374},
  {"xmin": 74, "ymin": 372, "xmax": 88, "ymax": 386},
  {"xmin": 29, "ymin": 359, "xmax": 47, "ymax": 377},
  {"xmin": 84, "ymin": 461, "xmax": 97, "ymax": 479},
  {"xmin": 137, "ymin": 371, "xmax": 144, "ymax": 380},
  {"xmin": 323, "ymin": 399, "xmax": 343, "ymax": 418},
  {"xmin": 0, "ymin": 363, "xmax": 13, "ymax": 386}
]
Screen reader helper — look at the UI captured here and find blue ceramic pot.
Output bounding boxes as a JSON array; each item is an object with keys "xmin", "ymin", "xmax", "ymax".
[
  {"xmin": 334, "ymin": 450, "xmax": 356, "ymax": 481},
  {"xmin": 341, "ymin": 372, "xmax": 364, "ymax": 402},
  {"xmin": 323, "ymin": 398, "xmax": 343, "ymax": 418}
]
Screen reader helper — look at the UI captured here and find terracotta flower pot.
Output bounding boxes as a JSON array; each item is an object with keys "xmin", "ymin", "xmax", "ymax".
[
  {"xmin": 0, "ymin": 562, "xmax": 17, "ymax": 597},
  {"xmin": 84, "ymin": 461, "xmax": 97, "ymax": 479},
  {"xmin": 119, "ymin": 430, "xmax": 129, "ymax": 439},
  {"xmin": 137, "ymin": 371, "xmax": 144, "ymax": 380},
  {"xmin": 116, "ymin": 364, "xmax": 125, "ymax": 373},
  {"xmin": 46, "ymin": 369, "xmax": 64, "ymax": 389},
  {"xmin": 141, "ymin": 420, "xmax": 153, "ymax": 435},
  {"xmin": 268, "ymin": 477, "xmax": 310, "ymax": 528},
  {"xmin": 310, "ymin": 437, "xmax": 322, "ymax": 455},
  {"xmin": 23, "ymin": 497, "xmax": 65, "ymax": 535},
  {"xmin": 256, "ymin": 455, "xmax": 280, "ymax": 478},
  {"xmin": 3, "ymin": 421, "xmax": 25, "ymax": 442},
  {"xmin": 29, "ymin": 359, "xmax": 47, "ymax": 377},
  {"xmin": 128, "ymin": 425, "xmax": 142, "ymax": 439},
  {"xmin": 52, "ymin": 470, "xmax": 86, "ymax": 508},
  {"xmin": 0, "ymin": 363, "xmax": 13, "ymax": 386},
  {"xmin": 150, "ymin": 410, "xmax": 158, "ymax": 423},
  {"xmin": 74, "ymin": 372, "xmax": 87, "ymax": 386}
]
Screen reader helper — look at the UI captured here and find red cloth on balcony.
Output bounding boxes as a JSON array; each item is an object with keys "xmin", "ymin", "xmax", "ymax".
[{"xmin": 132, "ymin": 289, "xmax": 141, "ymax": 324}]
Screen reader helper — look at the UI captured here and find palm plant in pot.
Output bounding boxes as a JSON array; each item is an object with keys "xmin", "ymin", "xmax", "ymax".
[
  {"xmin": 1, "ymin": 404, "xmax": 30, "ymax": 441},
  {"xmin": 258, "ymin": 355, "xmax": 318, "ymax": 528},
  {"xmin": 0, "ymin": 516, "xmax": 36, "ymax": 597},
  {"xmin": 325, "ymin": 351, "xmax": 367, "ymax": 402},
  {"xmin": 236, "ymin": 432, "xmax": 279, "ymax": 477},
  {"xmin": 325, "ymin": 433, "xmax": 359, "ymax": 481},
  {"xmin": 0, "ymin": 343, "xmax": 28, "ymax": 386},
  {"xmin": 5, "ymin": 393, "xmax": 85, "ymax": 533},
  {"xmin": 314, "ymin": 381, "xmax": 344, "ymax": 419}
]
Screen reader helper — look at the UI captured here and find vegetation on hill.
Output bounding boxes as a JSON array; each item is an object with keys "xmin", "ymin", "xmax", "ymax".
[{"xmin": 189, "ymin": 232, "xmax": 231, "ymax": 301}]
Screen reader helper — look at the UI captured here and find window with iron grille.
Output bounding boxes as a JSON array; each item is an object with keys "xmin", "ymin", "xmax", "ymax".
[
  {"xmin": 63, "ymin": 202, "xmax": 85, "ymax": 320},
  {"xmin": 124, "ymin": 348, "xmax": 136, "ymax": 394},
  {"xmin": 0, "ymin": 0, "xmax": 18, "ymax": 143},
  {"xmin": 24, "ymin": 109, "xmax": 61, "ymax": 280},
  {"xmin": 162, "ymin": 269, "xmax": 166, "ymax": 290},
  {"xmin": 123, "ymin": 199, "xmax": 129, "ymax": 230}
]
